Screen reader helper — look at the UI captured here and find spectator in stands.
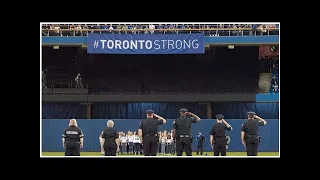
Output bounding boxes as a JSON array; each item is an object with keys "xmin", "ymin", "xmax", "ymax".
[
  {"xmin": 149, "ymin": 24, "xmax": 155, "ymax": 34},
  {"xmin": 132, "ymin": 24, "xmax": 137, "ymax": 34},
  {"xmin": 69, "ymin": 24, "xmax": 76, "ymax": 36},
  {"xmin": 116, "ymin": 24, "xmax": 122, "ymax": 34},
  {"xmin": 83, "ymin": 24, "xmax": 88, "ymax": 36},
  {"xmin": 122, "ymin": 24, "xmax": 128, "ymax": 34},
  {"xmin": 143, "ymin": 25, "xmax": 149, "ymax": 34},
  {"xmin": 163, "ymin": 24, "xmax": 168, "ymax": 34},
  {"xmin": 75, "ymin": 73, "xmax": 84, "ymax": 88},
  {"xmin": 75, "ymin": 24, "xmax": 82, "ymax": 36},
  {"xmin": 271, "ymin": 76, "xmax": 279, "ymax": 93}
]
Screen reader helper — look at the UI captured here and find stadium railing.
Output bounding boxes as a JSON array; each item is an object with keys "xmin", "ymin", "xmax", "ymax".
[
  {"xmin": 41, "ymin": 28, "xmax": 279, "ymax": 37},
  {"xmin": 41, "ymin": 91, "xmax": 256, "ymax": 95}
]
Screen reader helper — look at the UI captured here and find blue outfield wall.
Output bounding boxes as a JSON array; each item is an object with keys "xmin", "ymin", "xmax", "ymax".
[
  {"xmin": 256, "ymin": 94, "xmax": 279, "ymax": 102},
  {"xmin": 42, "ymin": 119, "xmax": 279, "ymax": 152},
  {"xmin": 42, "ymin": 36, "xmax": 279, "ymax": 45}
]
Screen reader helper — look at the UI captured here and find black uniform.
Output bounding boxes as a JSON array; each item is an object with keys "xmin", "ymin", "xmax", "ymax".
[
  {"xmin": 196, "ymin": 134, "xmax": 205, "ymax": 155},
  {"xmin": 241, "ymin": 112, "xmax": 266, "ymax": 156},
  {"xmin": 173, "ymin": 110, "xmax": 198, "ymax": 156},
  {"xmin": 101, "ymin": 127, "xmax": 119, "ymax": 156},
  {"xmin": 139, "ymin": 110, "xmax": 164, "ymax": 156},
  {"xmin": 210, "ymin": 121, "xmax": 231, "ymax": 156},
  {"xmin": 62, "ymin": 126, "xmax": 84, "ymax": 156}
]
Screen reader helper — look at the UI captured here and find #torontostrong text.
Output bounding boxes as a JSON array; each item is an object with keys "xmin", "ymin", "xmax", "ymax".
[{"xmin": 94, "ymin": 39, "xmax": 200, "ymax": 50}]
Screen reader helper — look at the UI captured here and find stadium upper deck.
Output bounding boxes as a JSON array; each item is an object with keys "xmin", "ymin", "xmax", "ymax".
[{"xmin": 41, "ymin": 24, "xmax": 279, "ymax": 37}]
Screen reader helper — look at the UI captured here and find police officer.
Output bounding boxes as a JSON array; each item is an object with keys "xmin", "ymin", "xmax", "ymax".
[
  {"xmin": 196, "ymin": 132, "xmax": 205, "ymax": 155},
  {"xmin": 241, "ymin": 111, "xmax": 267, "ymax": 156},
  {"xmin": 62, "ymin": 119, "xmax": 84, "ymax": 156},
  {"xmin": 209, "ymin": 114, "xmax": 232, "ymax": 156},
  {"xmin": 172, "ymin": 108, "xmax": 201, "ymax": 156},
  {"xmin": 138, "ymin": 110, "xmax": 166, "ymax": 156},
  {"xmin": 101, "ymin": 120, "xmax": 120, "ymax": 156}
]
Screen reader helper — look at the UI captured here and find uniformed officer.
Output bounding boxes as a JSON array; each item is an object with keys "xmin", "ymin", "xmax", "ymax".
[
  {"xmin": 241, "ymin": 111, "xmax": 267, "ymax": 156},
  {"xmin": 138, "ymin": 110, "xmax": 166, "ymax": 156},
  {"xmin": 100, "ymin": 120, "xmax": 120, "ymax": 156},
  {"xmin": 62, "ymin": 119, "xmax": 84, "ymax": 156},
  {"xmin": 209, "ymin": 114, "xmax": 232, "ymax": 156},
  {"xmin": 172, "ymin": 108, "xmax": 201, "ymax": 156}
]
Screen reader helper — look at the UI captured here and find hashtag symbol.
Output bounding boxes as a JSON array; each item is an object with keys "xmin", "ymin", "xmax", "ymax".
[{"xmin": 93, "ymin": 40, "xmax": 99, "ymax": 48}]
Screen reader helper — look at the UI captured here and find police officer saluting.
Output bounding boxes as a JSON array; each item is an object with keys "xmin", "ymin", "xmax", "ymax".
[
  {"xmin": 138, "ymin": 110, "xmax": 166, "ymax": 156},
  {"xmin": 172, "ymin": 108, "xmax": 201, "ymax": 156},
  {"xmin": 100, "ymin": 120, "xmax": 120, "ymax": 156},
  {"xmin": 62, "ymin": 119, "xmax": 84, "ymax": 156},
  {"xmin": 241, "ymin": 111, "xmax": 267, "ymax": 156},
  {"xmin": 210, "ymin": 114, "xmax": 232, "ymax": 156}
]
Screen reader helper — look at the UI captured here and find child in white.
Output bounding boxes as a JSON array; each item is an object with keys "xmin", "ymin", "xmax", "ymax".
[
  {"xmin": 121, "ymin": 133, "xmax": 127, "ymax": 154},
  {"xmin": 128, "ymin": 132, "xmax": 134, "ymax": 154},
  {"xmin": 161, "ymin": 133, "xmax": 167, "ymax": 155},
  {"xmin": 133, "ymin": 131, "xmax": 141, "ymax": 155},
  {"xmin": 99, "ymin": 131, "xmax": 104, "ymax": 155},
  {"xmin": 166, "ymin": 133, "xmax": 173, "ymax": 155}
]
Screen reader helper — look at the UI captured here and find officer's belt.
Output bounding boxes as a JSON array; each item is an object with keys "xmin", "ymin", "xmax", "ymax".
[
  {"xmin": 179, "ymin": 135, "xmax": 190, "ymax": 138},
  {"xmin": 214, "ymin": 137, "xmax": 226, "ymax": 140},
  {"xmin": 145, "ymin": 133, "xmax": 158, "ymax": 136}
]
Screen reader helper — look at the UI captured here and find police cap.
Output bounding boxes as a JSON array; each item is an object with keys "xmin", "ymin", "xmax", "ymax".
[
  {"xmin": 146, "ymin": 109, "xmax": 155, "ymax": 114},
  {"xmin": 247, "ymin": 111, "xmax": 256, "ymax": 116},
  {"xmin": 179, "ymin": 108, "xmax": 188, "ymax": 113},
  {"xmin": 216, "ymin": 114, "xmax": 224, "ymax": 120}
]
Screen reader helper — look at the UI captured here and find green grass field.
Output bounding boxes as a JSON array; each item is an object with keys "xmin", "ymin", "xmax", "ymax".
[{"xmin": 42, "ymin": 152, "xmax": 279, "ymax": 156}]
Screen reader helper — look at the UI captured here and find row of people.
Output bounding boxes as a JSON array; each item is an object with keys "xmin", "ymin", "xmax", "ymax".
[
  {"xmin": 99, "ymin": 130, "xmax": 177, "ymax": 155},
  {"xmin": 42, "ymin": 24, "xmax": 278, "ymax": 36},
  {"xmin": 62, "ymin": 109, "xmax": 267, "ymax": 156}
]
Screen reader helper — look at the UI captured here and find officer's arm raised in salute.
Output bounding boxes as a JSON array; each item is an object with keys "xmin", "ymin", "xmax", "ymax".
[
  {"xmin": 254, "ymin": 115, "xmax": 267, "ymax": 126},
  {"xmin": 222, "ymin": 119, "xmax": 233, "ymax": 131},
  {"xmin": 153, "ymin": 113, "xmax": 166, "ymax": 124},
  {"xmin": 187, "ymin": 112, "xmax": 201, "ymax": 122}
]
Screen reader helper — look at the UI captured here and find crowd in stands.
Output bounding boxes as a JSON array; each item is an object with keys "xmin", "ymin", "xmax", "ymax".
[
  {"xmin": 41, "ymin": 24, "xmax": 279, "ymax": 36},
  {"xmin": 258, "ymin": 55, "xmax": 279, "ymax": 93},
  {"xmin": 103, "ymin": 130, "xmax": 175, "ymax": 155},
  {"xmin": 270, "ymin": 65, "xmax": 279, "ymax": 93}
]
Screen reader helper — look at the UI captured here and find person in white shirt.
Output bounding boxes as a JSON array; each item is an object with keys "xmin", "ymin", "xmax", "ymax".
[
  {"xmin": 149, "ymin": 24, "xmax": 155, "ymax": 34},
  {"xmin": 120, "ymin": 133, "xmax": 127, "ymax": 155},
  {"xmin": 166, "ymin": 132, "xmax": 173, "ymax": 155},
  {"xmin": 99, "ymin": 131, "xmax": 105, "ymax": 155},
  {"xmin": 127, "ymin": 131, "xmax": 134, "ymax": 154},
  {"xmin": 160, "ymin": 132, "xmax": 167, "ymax": 155},
  {"xmin": 133, "ymin": 131, "xmax": 141, "ymax": 155}
]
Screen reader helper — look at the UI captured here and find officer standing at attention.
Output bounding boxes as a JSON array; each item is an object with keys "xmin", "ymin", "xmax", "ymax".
[
  {"xmin": 241, "ymin": 111, "xmax": 267, "ymax": 156},
  {"xmin": 62, "ymin": 119, "xmax": 84, "ymax": 156},
  {"xmin": 138, "ymin": 110, "xmax": 166, "ymax": 156},
  {"xmin": 209, "ymin": 114, "xmax": 232, "ymax": 156},
  {"xmin": 172, "ymin": 108, "xmax": 201, "ymax": 156},
  {"xmin": 100, "ymin": 120, "xmax": 120, "ymax": 156}
]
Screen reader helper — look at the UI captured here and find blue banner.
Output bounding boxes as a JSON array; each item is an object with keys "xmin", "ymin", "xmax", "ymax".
[{"xmin": 87, "ymin": 34, "xmax": 205, "ymax": 54}]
